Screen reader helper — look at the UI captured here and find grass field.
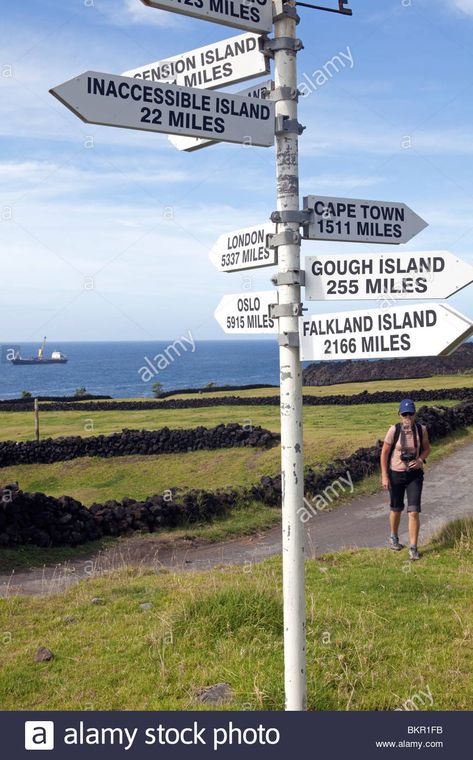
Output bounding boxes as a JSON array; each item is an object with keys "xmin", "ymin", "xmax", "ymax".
[
  {"xmin": 1, "ymin": 518, "xmax": 471, "ymax": 711},
  {"xmin": 0, "ymin": 400, "xmax": 464, "ymax": 504}
]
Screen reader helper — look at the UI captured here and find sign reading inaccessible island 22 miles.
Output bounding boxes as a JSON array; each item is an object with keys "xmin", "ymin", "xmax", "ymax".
[
  {"xmin": 140, "ymin": 0, "xmax": 273, "ymax": 33},
  {"xmin": 303, "ymin": 195, "xmax": 428, "ymax": 244},
  {"xmin": 49, "ymin": 72, "xmax": 275, "ymax": 147},
  {"xmin": 299, "ymin": 303, "xmax": 473, "ymax": 361}
]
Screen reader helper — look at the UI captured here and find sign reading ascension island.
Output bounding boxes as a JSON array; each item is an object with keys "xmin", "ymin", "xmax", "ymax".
[{"xmin": 49, "ymin": 72, "xmax": 275, "ymax": 147}]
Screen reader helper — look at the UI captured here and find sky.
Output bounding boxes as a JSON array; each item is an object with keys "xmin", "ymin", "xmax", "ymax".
[{"xmin": 1, "ymin": 0, "xmax": 473, "ymax": 342}]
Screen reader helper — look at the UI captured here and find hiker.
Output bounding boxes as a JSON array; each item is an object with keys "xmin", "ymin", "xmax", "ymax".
[{"xmin": 380, "ymin": 399, "xmax": 430, "ymax": 560}]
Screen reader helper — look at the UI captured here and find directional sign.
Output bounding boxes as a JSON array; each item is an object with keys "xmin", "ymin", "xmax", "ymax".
[
  {"xmin": 50, "ymin": 72, "xmax": 274, "ymax": 148},
  {"xmin": 215, "ymin": 291, "xmax": 277, "ymax": 333},
  {"xmin": 140, "ymin": 0, "xmax": 273, "ymax": 33},
  {"xmin": 299, "ymin": 303, "xmax": 473, "ymax": 361},
  {"xmin": 303, "ymin": 195, "xmax": 428, "ymax": 245},
  {"xmin": 122, "ymin": 33, "xmax": 269, "ymax": 89},
  {"xmin": 169, "ymin": 80, "xmax": 273, "ymax": 152},
  {"xmin": 305, "ymin": 251, "xmax": 473, "ymax": 301},
  {"xmin": 210, "ymin": 222, "xmax": 277, "ymax": 272}
]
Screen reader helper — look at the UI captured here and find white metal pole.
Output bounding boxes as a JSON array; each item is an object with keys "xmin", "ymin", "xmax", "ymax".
[{"xmin": 273, "ymin": 2, "xmax": 307, "ymax": 711}]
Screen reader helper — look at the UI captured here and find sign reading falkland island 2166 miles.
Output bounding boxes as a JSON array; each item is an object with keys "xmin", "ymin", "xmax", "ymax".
[
  {"xmin": 140, "ymin": 0, "xmax": 273, "ymax": 33},
  {"xmin": 210, "ymin": 222, "xmax": 276, "ymax": 272},
  {"xmin": 50, "ymin": 72, "xmax": 274, "ymax": 147},
  {"xmin": 123, "ymin": 33, "xmax": 269, "ymax": 89},
  {"xmin": 215, "ymin": 292, "xmax": 276, "ymax": 333},
  {"xmin": 305, "ymin": 251, "xmax": 473, "ymax": 301},
  {"xmin": 299, "ymin": 304, "xmax": 473, "ymax": 361},
  {"xmin": 303, "ymin": 195, "xmax": 428, "ymax": 244}
]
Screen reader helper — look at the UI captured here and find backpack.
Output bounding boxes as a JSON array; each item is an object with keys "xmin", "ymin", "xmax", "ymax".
[{"xmin": 388, "ymin": 422, "xmax": 423, "ymax": 465}]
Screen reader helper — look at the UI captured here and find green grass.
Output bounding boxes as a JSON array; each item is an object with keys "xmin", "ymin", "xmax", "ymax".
[
  {"xmin": 0, "ymin": 400, "xmax": 464, "ymax": 504},
  {"xmin": 0, "ymin": 518, "xmax": 472, "ymax": 711}
]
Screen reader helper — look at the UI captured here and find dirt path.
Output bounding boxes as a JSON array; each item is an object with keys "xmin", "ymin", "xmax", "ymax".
[{"xmin": 2, "ymin": 440, "xmax": 472, "ymax": 597}]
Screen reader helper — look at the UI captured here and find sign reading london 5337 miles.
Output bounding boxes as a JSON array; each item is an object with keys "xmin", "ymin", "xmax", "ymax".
[
  {"xmin": 210, "ymin": 222, "xmax": 276, "ymax": 272},
  {"xmin": 140, "ymin": 0, "xmax": 273, "ymax": 33},
  {"xmin": 303, "ymin": 195, "xmax": 428, "ymax": 244},
  {"xmin": 299, "ymin": 303, "xmax": 473, "ymax": 361},
  {"xmin": 305, "ymin": 251, "xmax": 473, "ymax": 301},
  {"xmin": 50, "ymin": 71, "xmax": 274, "ymax": 147}
]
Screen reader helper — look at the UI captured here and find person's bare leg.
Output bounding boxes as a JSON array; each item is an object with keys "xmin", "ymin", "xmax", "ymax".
[
  {"xmin": 408, "ymin": 512, "xmax": 420, "ymax": 546},
  {"xmin": 390, "ymin": 510, "xmax": 401, "ymax": 536}
]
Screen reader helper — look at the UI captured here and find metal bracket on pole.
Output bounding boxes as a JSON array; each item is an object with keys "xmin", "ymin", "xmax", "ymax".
[
  {"xmin": 273, "ymin": 0, "xmax": 301, "ymax": 22},
  {"xmin": 278, "ymin": 331, "xmax": 300, "ymax": 347},
  {"xmin": 268, "ymin": 229, "xmax": 301, "ymax": 248},
  {"xmin": 270, "ymin": 209, "xmax": 311, "ymax": 225},
  {"xmin": 275, "ymin": 115, "xmax": 305, "ymax": 135},
  {"xmin": 269, "ymin": 86, "xmax": 299, "ymax": 102},
  {"xmin": 269, "ymin": 302, "xmax": 304, "ymax": 318},
  {"xmin": 263, "ymin": 37, "xmax": 304, "ymax": 57},
  {"xmin": 271, "ymin": 269, "xmax": 305, "ymax": 286}
]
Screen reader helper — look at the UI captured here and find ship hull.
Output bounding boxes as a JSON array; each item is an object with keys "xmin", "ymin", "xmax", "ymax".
[{"xmin": 10, "ymin": 358, "xmax": 68, "ymax": 365}]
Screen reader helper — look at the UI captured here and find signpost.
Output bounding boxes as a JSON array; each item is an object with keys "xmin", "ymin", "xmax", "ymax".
[
  {"xmin": 214, "ymin": 291, "xmax": 276, "ymax": 332},
  {"xmin": 140, "ymin": 0, "xmax": 273, "ymax": 33},
  {"xmin": 299, "ymin": 303, "xmax": 473, "ymax": 361},
  {"xmin": 303, "ymin": 195, "xmax": 428, "ymax": 244},
  {"xmin": 305, "ymin": 250, "xmax": 473, "ymax": 301},
  {"xmin": 209, "ymin": 222, "xmax": 277, "ymax": 272},
  {"xmin": 123, "ymin": 33, "xmax": 269, "ymax": 89},
  {"xmin": 169, "ymin": 80, "xmax": 273, "ymax": 151},
  {"xmin": 49, "ymin": 71, "xmax": 275, "ymax": 147}
]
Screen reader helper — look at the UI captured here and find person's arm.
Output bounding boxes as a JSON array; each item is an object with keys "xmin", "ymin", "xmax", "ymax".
[
  {"xmin": 409, "ymin": 427, "xmax": 431, "ymax": 468},
  {"xmin": 380, "ymin": 441, "xmax": 391, "ymax": 489}
]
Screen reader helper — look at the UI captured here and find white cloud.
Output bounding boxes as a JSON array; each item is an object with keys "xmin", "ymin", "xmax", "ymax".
[
  {"xmin": 448, "ymin": 0, "xmax": 473, "ymax": 15},
  {"xmin": 96, "ymin": 0, "xmax": 182, "ymax": 28}
]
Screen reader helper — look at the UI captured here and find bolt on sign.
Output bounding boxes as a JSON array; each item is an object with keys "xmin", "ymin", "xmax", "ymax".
[
  {"xmin": 140, "ymin": 0, "xmax": 273, "ymax": 33},
  {"xmin": 209, "ymin": 222, "xmax": 277, "ymax": 271},
  {"xmin": 49, "ymin": 71, "xmax": 275, "ymax": 147},
  {"xmin": 169, "ymin": 79, "xmax": 274, "ymax": 152},
  {"xmin": 123, "ymin": 33, "xmax": 269, "ymax": 89},
  {"xmin": 304, "ymin": 251, "xmax": 473, "ymax": 301},
  {"xmin": 302, "ymin": 195, "xmax": 428, "ymax": 244},
  {"xmin": 214, "ymin": 291, "xmax": 277, "ymax": 332},
  {"xmin": 299, "ymin": 303, "xmax": 473, "ymax": 361}
]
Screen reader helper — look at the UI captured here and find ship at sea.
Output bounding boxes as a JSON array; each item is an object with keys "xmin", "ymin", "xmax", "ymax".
[{"xmin": 10, "ymin": 337, "xmax": 68, "ymax": 365}]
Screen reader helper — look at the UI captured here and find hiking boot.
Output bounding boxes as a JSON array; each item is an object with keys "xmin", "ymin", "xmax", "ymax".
[
  {"xmin": 409, "ymin": 547, "xmax": 420, "ymax": 561},
  {"xmin": 389, "ymin": 536, "xmax": 403, "ymax": 551}
]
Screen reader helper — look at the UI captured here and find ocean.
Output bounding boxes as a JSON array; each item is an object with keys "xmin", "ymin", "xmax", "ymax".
[{"xmin": 0, "ymin": 341, "xmax": 286, "ymax": 400}]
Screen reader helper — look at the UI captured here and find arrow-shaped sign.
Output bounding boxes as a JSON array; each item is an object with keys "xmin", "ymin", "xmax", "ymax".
[
  {"xmin": 299, "ymin": 303, "xmax": 473, "ymax": 361},
  {"xmin": 215, "ymin": 291, "xmax": 277, "ymax": 333},
  {"xmin": 210, "ymin": 222, "xmax": 277, "ymax": 272},
  {"xmin": 122, "ymin": 33, "xmax": 269, "ymax": 90},
  {"xmin": 140, "ymin": 0, "xmax": 273, "ymax": 33},
  {"xmin": 304, "ymin": 251, "xmax": 473, "ymax": 301},
  {"xmin": 169, "ymin": 80, "xmax": 273, "ymax": 152},
  {"xmin": 50, "ymin": 71, "xmax": 274, "ymax": 148},
  {"xmin": 303, "ymin": 195, "xmax": 428, "ymax": 245}
]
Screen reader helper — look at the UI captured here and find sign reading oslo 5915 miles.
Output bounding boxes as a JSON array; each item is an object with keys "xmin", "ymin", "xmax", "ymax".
[
  {"xmin": 140, "ymin": 0, "xmax": 273, "ymax": 33},
  {"xmin": 50, "ymin": 72, "xmax": 274, "ymax": 147},
  {"xmin": 305, "ymin": 251, "xmax": 473, "ymax": 301},
  {"xmin": 303, "ymin": 195, "xmax": 428, "ymax": 244},
  {"xmin": 215, "ymin": 292, "xmax": 276, "ymax": 333},
  {"xmin": 299, "ymin": 304, "xmax": 473, "ymax": 361}
]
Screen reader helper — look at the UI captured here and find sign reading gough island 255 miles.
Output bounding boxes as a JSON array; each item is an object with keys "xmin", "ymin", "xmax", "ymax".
[
  {"xmin": 303, "ymin": 195, "xmax": 428, "ymax": 244},
  {"xmin": 305, "ymin": 251, "xmax": 473, "ymax": 301},
  {"xmin": 140, "ymin": 0, "xmax": 273, "ymax": 33},
  {"xmin": 49, "ymin": 72, "xmax": 275, "ymax": 147},
  {"xmin": 299, "ymin": 303, "xmax": 473, "ymax": 361}
]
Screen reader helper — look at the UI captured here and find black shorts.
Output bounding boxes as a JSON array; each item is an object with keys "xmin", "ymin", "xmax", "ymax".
[{"xmin": 389, "ymin": 468, "xmax": 424, "ymax": 512}]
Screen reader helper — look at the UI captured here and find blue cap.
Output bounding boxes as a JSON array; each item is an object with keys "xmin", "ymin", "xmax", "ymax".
[{"xmin": 399, "ymin": 398, "xmax": 416, "ymax": 414}]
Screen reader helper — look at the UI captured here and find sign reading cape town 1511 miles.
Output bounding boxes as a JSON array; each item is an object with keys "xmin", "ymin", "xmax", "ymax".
[
  {"xmin": 299, "ymin": 303, "xmax": 473, "ymax": 361},
  {"xmin": 305, "ymin": 251, "xmax": 473, "ymax": 300},
  {"xmin": 303, "ymin": 195, "xmax": 428, "ymax": 244},
  {"xmin": 140, "ymin": 0, "xmax": 273, "ymax": 33},
  {"xmin": 49, "ymin": 72, "xmax": 274, "ymax": 147}
]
